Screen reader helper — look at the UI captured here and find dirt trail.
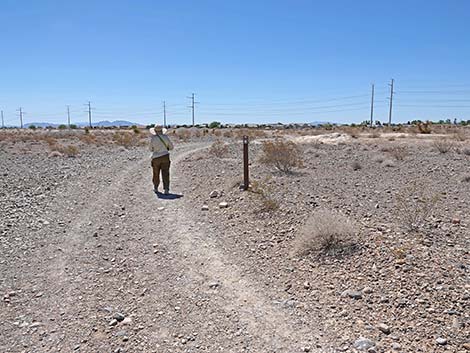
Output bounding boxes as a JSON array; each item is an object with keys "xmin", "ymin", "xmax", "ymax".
[{"xmin": 2, "ymin": 143, "xmax": 320, "ymax": 353}]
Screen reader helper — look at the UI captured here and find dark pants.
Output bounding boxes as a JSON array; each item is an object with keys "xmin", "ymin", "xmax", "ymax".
[{"xmin": 151, "ymin": 154, "xmax": 171, "ymax": 191}]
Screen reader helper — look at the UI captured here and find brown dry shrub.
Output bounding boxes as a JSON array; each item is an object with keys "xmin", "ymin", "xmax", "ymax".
[
  {"xmin": 112, "ymin": 131, "xmax": 137, "ymax": 147},
  {"xmin": 49, "ymin": 143, "xmax": 79, "ymax": 157},
  {"xmin": 249, "ymin": 178, "xmax": 279, "ymax": 213},
  {"xmin": 294, "ymin": 209, "xmax": 356, "ymax": 255},
  {"xmin": 417, "ymin": 122, "xmax": 432, "ymax": 134},
  {"xmin": 260, "ymin": 139, "xmax": 303, "ymax": 173},
  {"xmin": 388, "ymin": 145, "xmax": 408, "ymax": 161},
  {"xmin": 432, "ymin": 139, "xmax": 455, "ymax": 154},
  {"xmin": 209, "ymin": 140, "xmax": 229, "ymax": 158},
  {"xmin": 395, "ymin": 181, "xmax": 439, "ymax": 232}
]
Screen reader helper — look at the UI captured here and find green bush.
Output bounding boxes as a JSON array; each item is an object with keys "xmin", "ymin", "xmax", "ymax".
[{"xmin": 58, "ymin": 124, "xmax": 67, "ymax": 130}]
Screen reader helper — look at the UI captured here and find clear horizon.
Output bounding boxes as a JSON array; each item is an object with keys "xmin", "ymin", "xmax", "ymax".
[{"xmin": 1, "ymin": 0, "xmax": 470, "ymax": 127}]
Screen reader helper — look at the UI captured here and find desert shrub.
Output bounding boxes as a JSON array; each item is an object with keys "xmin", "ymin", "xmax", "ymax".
[
  {"xmin": 209, "ymin": 140, "xmax": 229, "ymax": 158},
  {"xmin": 249, "ymin": 178, "xmax": 279, "ymax": 213},
  {"xmin": 388, "ymin": 146, "xmax": 408, "ymax": 161},
  {"xmin": 84, "ymin": 127, "xmax": 90, "ymax": 134},
  {"xmin": 294, "ymin": 209, "xmax": 356, "ymax": 255},
  {"xmin": 28, "ymin": 125, "xmax": 36, "ymax": 130},
  {"xmin": 131, "ymin": 125, "xmax": 140, "ymax": 134},
  {"xmin": 432, "ymin": 139, "xmax": 454, "ymax": 154},
  {"xmin": 112, "ymin": 131, "xmax": 136, "ymax": 147},
  {"xmin": 395, "ymin": 181, "xmax": 439, "ymax": 232},
  {"xmin": 352, "ymin": 161, "xmax": 362, "ymax": 170},
  {"xmin": 417, "ymin": 122, "xmax": 432, "ymax": 134},
  {"xmin": 49, "ymin": 143, "xmax": 79, "ymax": 157},
  {"xmin": 69, "ymin": 124, "xmax": 77, "ymax": 129},
  {"xmin": 58, "ymin": 124, "xmax": 67, "ymax": 130},
  {"xmin": 453, "ymin": 132, "xmax": 467, "ymax": 141},
  {"xmin": 368, "ymin": 132, "xmax": 380, "ymax": 138},
  {"xmin": 209, "ymin": 121, "xmax": 221, "ymax": 129},
  {"xmin": 259, "ymin": 139, "xmax": 303, "ymax": 173}
]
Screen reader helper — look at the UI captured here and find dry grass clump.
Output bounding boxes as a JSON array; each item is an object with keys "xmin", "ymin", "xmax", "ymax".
[
  {"xmin": 49, "ymin": 143, "xmax": 79, "ymax": 157},
  {"xmin": 209, "ymin": 140, "xmax": 229, "ymax": 158},
  {"xmin": 249, "ymin": 178, "xmax": 279, "ymax": 213},
  {"xmin": 388, "ymin": 145, "xmax": 408, "ymax": 161},
  {"xmin": 432, "ymin": 139, "xmax": 455, "ymax": 154},
  {"xmin": 259, "ymin": 139, "xmax": 303, "ymax": 173},
  {"xmin": 294, "ymin": 209, "xmax": 356, "ymax": 255},
  {"xmin": 395, "ymin": 181, "xmax": 439, "ymax": 232},
  {"xmin": 112, "ymin": 131, "xmax": 138, "ymax": 147}
]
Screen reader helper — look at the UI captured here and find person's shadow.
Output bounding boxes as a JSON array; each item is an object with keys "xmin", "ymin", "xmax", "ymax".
[{"xmin": 155, "ymin": 191, "xmax": 183, "ymax": 200}]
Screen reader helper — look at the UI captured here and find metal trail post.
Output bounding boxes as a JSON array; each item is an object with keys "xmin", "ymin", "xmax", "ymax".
[{"xmin": 243, "ymin": 135, "xmax": 249, "ymax": 190}]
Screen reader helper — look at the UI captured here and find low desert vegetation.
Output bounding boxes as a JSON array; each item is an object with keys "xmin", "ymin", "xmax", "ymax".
[
  {"xmin": 249, "ymin": 178, "xmax": 279, "ymax": 213},
  {"xmin": 432, "ymin": 139, "xmax": 455, "ymax": 154},
  {"xmin": 49, "ymin": 143, "xmax": 79, "ymax": 157},
  {"xmin": 395, "ymin": 181, "xmax": 439, "ymax": 232},
  {"xmin": 388, "ymin": 145, "xmax": 408, "ymax": 161},
  {"xmin": 209, "ymin": 140, "xmax": 229, "ymax": 158},
  {"xmin": 462, "ymin": 175, "xmax": 470, "ymax": 183},
  {"xmin": 294, "ymin": 209, "xmax": 356, "ymax": 255},
  {"xmin": 259, "ymin": 139, "xmax": 303, "ymax": 173}
]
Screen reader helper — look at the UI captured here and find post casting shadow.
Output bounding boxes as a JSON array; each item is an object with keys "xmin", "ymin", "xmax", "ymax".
[{"xmin": 154, "ymin": 192, "xmax": 184, "ymax": 200}]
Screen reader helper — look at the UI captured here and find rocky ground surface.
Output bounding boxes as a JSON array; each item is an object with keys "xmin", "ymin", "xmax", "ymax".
[
  {"xmin": 179, "ymin": 136, "xmax": 470, "ymax": 353},
  {"xmin": 1, "ymin": 131, "xmax": 469, "ymax": 353}
]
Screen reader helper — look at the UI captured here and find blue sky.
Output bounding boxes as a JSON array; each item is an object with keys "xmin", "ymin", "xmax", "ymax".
[{"xmin": 1, "ymin": 0, "xmax": 470, "ymax": 126}]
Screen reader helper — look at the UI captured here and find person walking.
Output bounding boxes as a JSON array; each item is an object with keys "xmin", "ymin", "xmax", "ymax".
[{"xmin": 149, "ymin": 125, "xmax": 174, "ymax": 194}]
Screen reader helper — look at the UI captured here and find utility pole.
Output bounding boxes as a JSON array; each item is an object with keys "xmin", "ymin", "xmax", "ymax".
[
  {"xmin": 163, "ymin": 101, "xmax": 167, "ymax": 128},
  {"xmin": 370, "ymin": 83, "xmax": 375, "ymax": 127},
  {"xmin": 187, "ymin": 93, "xmax": 199, "ymax": 127},
  {"xmin": 85, "ymin": 101, "xmax": 92, "ymax": 128},
  {"xmin": 67, "ymin": 105, "xmax": 71, "ymax": 128},
  {"xmin": 388, "ymin": 79, "xmax": 394, "ymax": 126},
  {"xmin": 17, "ymin": 107, "xmax": 24, "ymax": 128},
  {"xmin": 1, "ymin": 110, "xmax": 4, "ymax": 129}
]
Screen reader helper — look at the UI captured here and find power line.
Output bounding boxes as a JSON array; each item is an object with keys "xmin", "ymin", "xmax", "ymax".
[
  {"xmin": 187, "ymin": 93, "xmax": 199, "ymax": 126},
  {"xmin": 370, "ymin": 83, "xmax": 375, "ymax": 127},
  {"xmin": 67, "ymin": 105, "xmax": 71, "ymax": 128},
  {"xmin": 388, "ymin": 79, "xmax": 394, "ymax": 125},
  {"xmin": 84, "ymin": 101, "xmax": 92, "ymax": 128},
  {"xmin": 163, "ymin": 101, "xmax": 167, "ymax": 127},
  {"xmin": 17, "ymin": 107, "xmax": 24, "ymax": 128}
]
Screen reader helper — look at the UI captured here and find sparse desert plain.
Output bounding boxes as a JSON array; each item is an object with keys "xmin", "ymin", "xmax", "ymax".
[{"xmin": 0, "ymin": 126, "xmax": 469, "ymax": 353}]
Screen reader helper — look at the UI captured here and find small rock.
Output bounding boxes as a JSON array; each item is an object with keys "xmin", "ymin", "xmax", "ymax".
[
  {"xmin": 342, "ymin": 290, "xmax": 362, "ymax": 299},
  {"xmin": 109, "ymin": 319, "xmax": 118, "ymax": 326},
  {"xmin": 113, "ymin": 313, "xmax": 125, "ymax": 322},
  {"xmin": 218, "ymin": 202, "xmax": 228, "ymax": 209},
  {"xmin": 377, "ymin": 323, "xmax": 391, "ymax": 334},
  {"xmin": 353, "ymin": 337, "xmax": 375, "ymax": 351},
  {"xmin": 209, "ymin": 190, "xmax": 219, "ymax": 198},
  {"xmin": 363, "ymin": 287, "xmax": 373, "ymax": 294},
  {"xmin": 392, "ymin": 342, "xmax": 401, "ymax": 350},
  {"xmin": 452, "ymin": 218, "xmax": 461, "ymax": 224},
  {"xmin": 208, "ymin": 282, "xmax": 220, "ymax": 289},
  {"xmin": 122, "ymin": 317, "xmax": 132, "ymax": 325},
  {"xmin": 436, "ymin": 338, "xmax": 447, "ymax": 345},
  {"xmin": 303, "ymin": 281, "xmax": 310, "ymax": 289},
  {"xmin": 462, "ymin": 343, "xmax": 470, "ymax": 350},
  {"xmin": 201, "ymin": 205, "xmax": 209, "ymax": 211}
]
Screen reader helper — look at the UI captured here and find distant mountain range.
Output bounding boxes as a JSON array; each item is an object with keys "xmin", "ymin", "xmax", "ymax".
[{"xmin": 24, "ymin": 120, "xmax": 138, "ymax": 128}]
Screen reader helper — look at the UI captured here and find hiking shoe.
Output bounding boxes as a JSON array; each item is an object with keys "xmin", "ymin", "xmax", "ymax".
[
  {"xmin": 164, "ymin": 189, "xmax": 169, "ymax": 195},
  {"xmin": 154, "ymin": 188, "xmax": 159, "ymax": 194}
]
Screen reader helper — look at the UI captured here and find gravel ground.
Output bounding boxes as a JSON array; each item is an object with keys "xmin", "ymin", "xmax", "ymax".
[
  {"xmin": 179, "ymin": 135, "xmax": 470, "ymax": 353},
  {"xmin": 1, "ymin": 132, "xmax": 469, "ymax": 353}
]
